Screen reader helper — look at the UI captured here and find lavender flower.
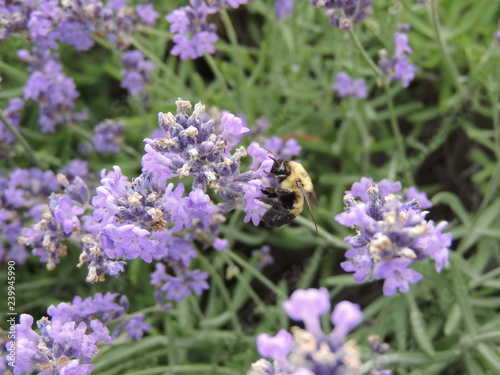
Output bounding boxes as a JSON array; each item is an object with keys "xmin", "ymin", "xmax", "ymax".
[
  {"xmin": 92, "ymin": 119, "xmax": 126, "ymax": 154},
  {"xmin": 274, "ymin": 0, "xmax": 294, "ymax": 20},
  {"xmin": 0, "ymin": 168, "xmax": 59, "ymax": 264},
  {"xmin": 207, "ymin": 0, "xmax": 249, "ymax": 8},
  {"xmin": 166, "ymin": 0, "xmax": 219, "ymax": 60},
  {"xmin": 120, "ymin": 50, "xmax": 155, "ymax": 96},
  {"xmin": 332, "ymin": 72, "xmax": 368, "ymax": 99},
  {"xmin": 87, "ymin": 98, "xmax": 272, "ymax": 303},
  {"xmin": 21, "ymin": 49, "xmax": 87, "ymax": 133},
  {"xmin": 5, "ymin": 0, "xmax": 159, "ymax": 130},
  {"xmin": 0, "ymin": 97, "xmax": 24, "ymax": 146},
  {"xmin": 18, "ymin": 174, "xmax": 90, "ymax": 270},
  {"xmin": 249, "ymin": 288, "xmax": 390, "ymax": 374},
  {"xmin": 310, "ymin": 0, "xmax": 374, "ymax": 30},
  {"xmin": 136, "ymin": 3, "xmax": 160, "ymax": 25},
  {"xmin": 14, "ymin": 292, "xmax": 150, "ymax": 374},
  {"xmin": 379, "ymin": 30, "xmax": 417, "ymax": 88},
  {"xmin": 335, "ymin": 178, "xmax": 452, "ymax": 296},
  {"xmin": 251, "ymin": 245, "xmax": 275, "ymax": 270},
  {"xmin": 59, "ymin": 159, "xmax": 90, "ymax": 183},
  {"xmin": 166, "ymin": 0, "xmax": 248, "ymax": 60}
]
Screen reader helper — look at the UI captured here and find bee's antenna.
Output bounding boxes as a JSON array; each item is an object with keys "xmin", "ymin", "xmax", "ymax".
[{"xmin": 262, "ymin": 147, "xmax": 276, "ymax": 160}]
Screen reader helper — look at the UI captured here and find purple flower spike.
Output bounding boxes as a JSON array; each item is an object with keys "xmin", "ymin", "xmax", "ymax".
[
  {"xmin": 274, "ymin": 0, "xmax": 294, "ymax": 20},
  {"xmin": 379, "ymin": 29, "xmax": 417, "ymax": 88},
  {"xmin": 282, "ymin": 287, "xmax": 330, "ymax": 335},
  {"xmin": 336, "ymin": 178, "xmax": 452, "ymax": 296},
  {"xmin": 374, "ymin": 258, "xmax": 423, "ymax": 296},
  {"xmin": 249, "ymin": 292, "xmax": 390, "ymax": 375},
  {"xmin": 256, "ymin": 329, "xmax": 293, "ymax": 360},
  {"xmin": 310, "ymin": 0, "xmax": 374, "ymax": 30},
  {"xmin": 330, "ymin": 301, "xmax": 362, "ymax": 343},
  {"xmin": 333, "ymin": 72, "xmax": 368, "ymax": 99},
  {"xmin": 125, "ymin": 314, "xmax": 151, "ymax": 340}
]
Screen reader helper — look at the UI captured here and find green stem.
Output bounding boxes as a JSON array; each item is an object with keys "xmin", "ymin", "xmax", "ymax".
[
  {"xmin": 219, "ymin": 9, "xmax": 246, "ymax": 113},
  {"xmin": 197, "ymin": 253, "xmax": 242, "ymax": 333},
  {"xmin": 0, "ymin": 110, "xmax": 43, "ymax": 168},
  {"xmin": 224, "ymin": 250, "xmax": 286, "ymax": 298},
  {"xmin": 489, "ymin": 77, "xmax": 500, "ymax": 160},
  {"xmin": 128, "ymin": 36, "xmax": 185, "ymax": 90},
  {"xmin": 349, "ymin": 98, "xmax": 370, "ymax": 174},
  {"xmin": 348, "ymin": 28, "xmax": 384, "ymax": 80},
  {"xmin": 294, "ymin": 215, "xmax": 347, "ymax": 248},
  {"xmin": 203, "ymin": 53, "xmax": 240, "ymax": 111},
  {"xmin": 383, "ymin": 83, "xmax": 412, "ymax": 183},
  {"xmin": 348, "ymin": 27, "xmax": 409, "ymax": 181},
  {"xmin": 429, "ymin": 1, "xmax": 465, "ymax": 96}
]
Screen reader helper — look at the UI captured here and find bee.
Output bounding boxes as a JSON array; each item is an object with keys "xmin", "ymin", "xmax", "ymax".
[{"xmin": 258, "ymin": 157, "xmax": 318, "ymax": 234}]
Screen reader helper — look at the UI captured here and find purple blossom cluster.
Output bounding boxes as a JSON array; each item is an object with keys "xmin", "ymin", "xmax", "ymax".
[
  {"xmin": 86, "ymin": 98, "xmax": 275, "ymax": 303},
  {"xmin": 332, "ymin": 72, "xmax": 368, "ymax": 99},
  {"xmin": 0, "ymin": 168, "xmax": 59, "ymax": 264},
  {"xmin": 274, "ymin": 0, "xmax": 294, "ymax": 20},
  {"xmin": 335, "ymin": 178, "xmax": 451, "ymax": 296},
  {"xmin": 0, "ymin": 97, "xmax": 24, "ymax": 147},
  {"xmin": 92, "ymin": 119, "xmax": 126, "ymax": 154},
  {"xmin": 251, "ymin": 245, "xmax": 275, "ymax": 270},
  {"xmin": 12, "ymin": 292, "xmax": 150, "ymax": 375},
  {"xmin": 142, "ymin": 98, "xmax": 271, "ymax": 220},
  {"xmin": 249, "ymin": 288, "xmax": 391, "ymax": 374},
  {"xmin": 310, "ymin": 0, "xmax": 374, "ymax": 30},
  {"xmin": 20, "ymin": 48, "xmax": 87, "ymax": 133},
  {"xmin": 120, "ymin": 50, "xmax": 155, "ymax": 96},
  {"xmin": 1, "ymin": 0, "xmax": 158, "ymax": 132},
  {"xmin": 379, "ymin": 29, "xmax": 417, "ymax": 88},
  {"xmin": 165, "ymin": 0, "xmax": 247, "ymax": 60},
  {"xmin": 19, "ymin": 176, "xmax": 89, "ymax": 270}
]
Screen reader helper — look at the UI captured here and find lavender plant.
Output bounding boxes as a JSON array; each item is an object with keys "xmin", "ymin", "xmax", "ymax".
[{"xmin": 2, "ymin": 0, "xmax": 499, "ymax": 374}]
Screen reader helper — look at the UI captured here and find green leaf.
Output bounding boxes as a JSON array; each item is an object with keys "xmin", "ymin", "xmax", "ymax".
[
  {"xmin": 405, "ymin": 292, "xmax": 435, "ymax": 356},
  {"xmin": 431, "ymin": 191, "xmax": 471, "ymax": 227},
  {"xmin": 444, "ymin": 303, "xmax": 461, "ymax": 336}
]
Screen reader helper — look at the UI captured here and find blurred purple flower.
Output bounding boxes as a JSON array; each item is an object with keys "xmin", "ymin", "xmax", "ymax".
[
  {"xmin": 250, "ymin": 289, "xmax": 390, "ymax": 375},
  {"xmin": 333, "ymin": 72, "xmax": 368, "ymax": 98},
  {"xmin": 274, "ymin": 0, "xmax": 294, "ymax": 20},
  {"xmin": 92, "ymin": 119, "xmax": 126, "ymax": 154},
  {"xmin": 120, "ymin": 50, "xmax": 155, "ymax": 96},
  {"xmin": 0, "ymin": 97, "xmax": 24, "ymax": 146},
  {"xmin": 310, "ymin": 0, "xmax": 373, "ymax": 30},
  {"xmin": 136, "ymin": 4, "xmax": 159, "ymax": 25},
  {"xmin": 282, "ymin": 287, "xmax": 330, "ymax": 336},
  {"xmin": 379, "ymin": 30, "xmax": 417, "ymax": 88}
]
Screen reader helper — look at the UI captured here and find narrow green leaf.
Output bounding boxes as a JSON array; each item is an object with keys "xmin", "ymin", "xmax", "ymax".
[
  {"xmin": 477, "ymin": 342, "xmax": 500, "ymax": 372},
  {"xmin": 431, "ymin": 191, "xmax": 471, "ymax": 227},
  {"xmin": 444, "ymin": 303, "xmax": 461, "ymax": 336},
  {"xmin": 405, "ymin": 292, "xmax": 435, "ymax": 356}
]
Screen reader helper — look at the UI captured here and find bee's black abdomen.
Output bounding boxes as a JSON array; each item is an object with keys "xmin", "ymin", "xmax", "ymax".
[{"xmin": 260, "ymin": 205, "xmax": 296, "ymax": 228}]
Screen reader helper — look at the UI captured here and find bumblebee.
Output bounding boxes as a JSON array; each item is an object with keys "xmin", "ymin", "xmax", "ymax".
[{"xmin": 258, "ymin": 158, "xmax": 318, "ymax": 233}]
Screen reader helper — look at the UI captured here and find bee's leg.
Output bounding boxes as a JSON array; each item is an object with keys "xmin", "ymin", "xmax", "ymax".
[{"xmin": 261, "ymin": 187, "xmax": 279, "ymax": 197}]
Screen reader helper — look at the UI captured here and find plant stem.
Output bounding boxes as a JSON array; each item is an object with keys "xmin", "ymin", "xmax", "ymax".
[
  {"xmin": 294, "ymin": 215, "xmax": 347, "ymax": 248},
  {"xmin": 349, "ymin": 98, "xmax": 370, "ymax": 174},
  {"xmin": 348, "ymin": 28, "xmax": 384, "ymax": 80},
  {"xmin": 0, "ymin": 110, "xmax": 44, "ymax": 168},
  {"xmin": 225, "ymin": 250, "xmax": 286, "ymax": 299},
  {"xmin": 219, "ymin": 9, "xmax": 247, "ymax": 113},
  {"xmin": 429, "ymin": 1, "xmax": 465, "ymax": 96},
  {"xmin": 203, "ymin": 53, "xmax": 240, "ymax": 111},
  {"xmin": 348, "ymin": 27, "xmax": 410, "ymax": 182}
]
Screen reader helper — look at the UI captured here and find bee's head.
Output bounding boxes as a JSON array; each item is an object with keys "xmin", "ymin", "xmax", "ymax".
[{"xmin": 269, "ymin": 158, "xmax": 289, "ymax": 176}]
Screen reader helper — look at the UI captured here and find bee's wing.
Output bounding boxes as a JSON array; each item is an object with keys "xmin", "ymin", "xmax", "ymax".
[{"xmin": 296, "ymin": 180, "xmax": 318, "ymax": 235}]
